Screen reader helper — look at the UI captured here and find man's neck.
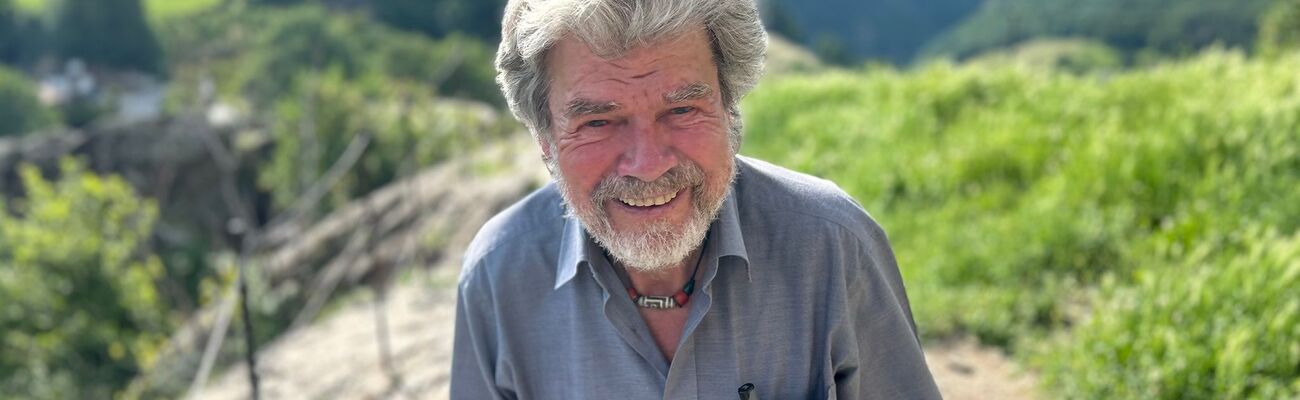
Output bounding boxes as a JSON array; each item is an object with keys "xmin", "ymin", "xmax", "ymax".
[{"xmin": 617, "ymin": 246, "xmax": 704, "ymax": 296}]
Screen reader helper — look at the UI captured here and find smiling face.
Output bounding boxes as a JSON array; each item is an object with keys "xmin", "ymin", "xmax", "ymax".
[{"xmin": 544, "ymin": 28, "xmax": 736, "ymax": 273}]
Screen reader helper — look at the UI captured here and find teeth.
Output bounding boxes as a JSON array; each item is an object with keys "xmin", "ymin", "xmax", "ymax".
[{"xmin": 619, "ymin": 191, "xmax": 678, "ymax": 207}]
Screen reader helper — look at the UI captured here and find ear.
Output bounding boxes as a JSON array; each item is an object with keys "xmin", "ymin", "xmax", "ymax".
[
  {"xmin": 535, "ymin": 134, "xmax": 557, "ymax": 175},
  {"xmin": 536, "ymin": 134, "xmax": 553, "ymax": 160}
]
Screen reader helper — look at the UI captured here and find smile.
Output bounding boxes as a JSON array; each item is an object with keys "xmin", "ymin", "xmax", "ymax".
[{"xmin": 618, "ymin": 190, "xmax": 680, "ymax": 207}]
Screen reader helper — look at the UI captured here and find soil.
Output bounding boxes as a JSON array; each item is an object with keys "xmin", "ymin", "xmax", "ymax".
[{"xmin": 925, "ymin": 338, "xmax": 1040, "ymax": 400}]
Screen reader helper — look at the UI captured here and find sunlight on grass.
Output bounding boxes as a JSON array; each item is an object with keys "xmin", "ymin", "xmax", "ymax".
[
  {"xmin": 143, "ymin": 0, "xmax": 222, "ymax": 19},
  {"xmin": 741, "ymin": 50, "xmax": 1300, "ymax": 399},
  {"xmin": 12, "ymin": 0, "xmax": 222, "ymax": 20},
  {"xmin": 13, "ymin": 0, "xmax": 42, "ymax": 13}
]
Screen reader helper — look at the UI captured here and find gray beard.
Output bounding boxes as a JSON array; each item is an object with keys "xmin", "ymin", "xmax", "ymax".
[{"xmin": 554, "ymin": 160, "xmax": 734, "ymax": 273}]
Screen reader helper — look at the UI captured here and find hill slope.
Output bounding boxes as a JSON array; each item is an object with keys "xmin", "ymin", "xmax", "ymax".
[{"xmin": 922, "ymin": 0, "xmax": 1275, "ymax": 61}]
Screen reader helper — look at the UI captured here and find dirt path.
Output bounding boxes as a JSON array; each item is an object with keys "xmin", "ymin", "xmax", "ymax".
[
  {"xmin": 199, "ymin": 268, "xmax": 1038, "ymax": 399},
  {"xmin": 925, "ymin": 339, "xmax": 1040, "ymax": 400},
  {"xmin": 199, "ymin": 270, "xmax": 460, "ymax": 400}
]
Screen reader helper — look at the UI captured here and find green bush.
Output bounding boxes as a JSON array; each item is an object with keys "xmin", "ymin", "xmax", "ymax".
[
  {"xmin": 0, "ymin": 65, "xmax": 57, "ymax": 136},
  {"xmin": 235, "ymin": 6, "xmax": 368, "ymax": 102},
  {"xmin": 0, "ymin": 158, "xmax": 171, "ymax": 399},
  {"xmin": 257, "ymin": 70, "xmax": 516, "ymax": 213},
  {"xmin": 1040, "ymin": 227, "xmax": 1300, "ymax": 399},
  {"xmin": 1259, "ymin": 0, "xmax": 1300, "ymax": 56},
  {"xmin": 966, "ymin": 38, "xmax": 1122, "ymax": 74},
  {"xmin": 741, "ymin": 50, "xmax": 1300, "ymax": 394},
  {"xmin": 374, "ymin": 32, "xmax": 503, "ymax": 106},
  {"xmin": 168, "ymin": 4, "xmax": 502, "ymax": 107},
  {"xmin": 153, "ymin": 4, "xmax": 513, "ymax": 212}
]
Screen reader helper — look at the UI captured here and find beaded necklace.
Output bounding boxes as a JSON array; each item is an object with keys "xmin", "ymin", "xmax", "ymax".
[{"xmin": 620, "ymin": 238, "xmax": 707, "ymax": 310}]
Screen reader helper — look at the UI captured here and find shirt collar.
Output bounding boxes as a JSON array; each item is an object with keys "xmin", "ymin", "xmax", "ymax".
[{"xmin": 553, "ymin": 187, "xmax": 750, "ymax": 290}]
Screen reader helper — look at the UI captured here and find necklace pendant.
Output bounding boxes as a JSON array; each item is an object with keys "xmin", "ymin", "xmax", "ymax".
[{"xmin": 635, "ymin": 295, "xmax": 679, "ymax": 309}]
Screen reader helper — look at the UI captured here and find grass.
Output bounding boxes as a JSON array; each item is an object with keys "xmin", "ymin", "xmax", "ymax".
[
  {"xmin": 741, "ymin": 49, "xmax": 1300, "ymax": 399},
  {"xmin": 13, "ymin": 0, "xmax": 223, "ymax": 20}
]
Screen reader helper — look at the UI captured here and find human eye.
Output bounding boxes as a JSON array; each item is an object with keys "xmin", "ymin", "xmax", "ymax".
[
  {"xmin": 669, "ymin": 106, "xmax": 695, "ymax": 115},
  {"xmin": 583, "ymin": 119, "xmax": 610, "ymax": 128}
]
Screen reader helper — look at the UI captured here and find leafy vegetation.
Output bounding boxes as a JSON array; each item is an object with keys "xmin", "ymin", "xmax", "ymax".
[
  {"xmin": 0, "ymin": 0, "xmax": 45, "ymax": 66},
  {"xmin": 764, "ymin": 0, "xmax": 1284, "ymax": 65},
  {"xmin": 3, "ymin": 2, "xmax": 515, "ymax": 394},
  {"xmin": 0, "ymin": 159, "xmax": 171, "ymax": 399},
  {"xmin": 50, "ymin": 0, "xmax": 164, "ymax": 74},
  {"xmin": 155, "ymin": 4, "xmax": 501, "ymax": 106},
  {"xmin": 239, "ymin": 0, "xmax": 505, "ymax": 40},
  {"xmin": 257, "ymin": 69, "xmax": 515, "ymax": 213},
  {"xmin": 0, "ymin": 65, "xmax": 57, "ymax": 135},
  {"xmin": 222, "ymin": 5, "xmax": 501, "ymax": 106},
  {"xmin": 0, "ymin": 0, "xmax": 16, "ymax": 62},
  {"xmin": 763, "ymin": 0, "xmax": 980, "ymax": 64},
  {"xmin": 5, "ymin": 0, "xmax": 1297, "ymax": 397},
  {"xmin": 372, "ymin": 0, "xmax": 506, "ymax": 41},
  {"xmin": 741, "ymin": 49, "xmax": 1300, "ymax": 397},
  {"xmin": 1259, "ymin": 0, "xmax": 1300, "ymax": 56},
  {"xmin": 14, "ymin": 0, "xmax": 220, "ymax": 20},
  {"xmin": 138, "ymin": 0, "xmax": 221, "ymax": 20},
  {"xmin": 923, "ymin": 0, "xmax": 1275, "ymax": 62},
  {"xmin": 157, "ymin": 4, "xmax": 511, "ymax": 214},
  {"xmin": 965, "ymin": 38, "xmax": 1122, "ymax": 74},
  {"xmin": 1040, "ymin": 227, "xmax": 1300, "ymax": 399}
]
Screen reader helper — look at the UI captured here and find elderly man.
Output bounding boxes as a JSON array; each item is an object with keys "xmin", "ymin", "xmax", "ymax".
[{"xmin": 451, "ymin": 0, "xmax": 941, "ymax": 398}]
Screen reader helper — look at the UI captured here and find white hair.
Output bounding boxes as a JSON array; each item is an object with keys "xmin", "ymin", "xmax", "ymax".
[{"xmin": 496, "ymin": 0, "xmax": 768, "ymax": 153}]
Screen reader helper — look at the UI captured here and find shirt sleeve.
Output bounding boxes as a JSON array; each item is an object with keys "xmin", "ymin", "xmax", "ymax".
[
  {"xmin": 450, "ymin": 262, "xmax": 512, "ymax": 399},
  {"xmin": 832, "ymin": 223, "xmax": 943, "ymax": 400}
]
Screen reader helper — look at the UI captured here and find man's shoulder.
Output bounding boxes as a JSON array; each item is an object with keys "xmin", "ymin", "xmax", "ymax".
[
  {"xmin": 734, "ymin": 155, "xmax": 886, "ymax": 243},
  {"xmin": 460, "ymin": 182, "xmax": 565, "ymax": 284}
]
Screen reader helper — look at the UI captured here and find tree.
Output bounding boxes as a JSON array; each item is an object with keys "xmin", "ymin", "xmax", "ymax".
[
  {"xmin": 232, "ymin": 5, "xmax": 502, "ymax": 106},
  {"xmin": 372, "ymin": 0, "xmax": 505, "ymax": 41},
  {"xmin": 237, "ymin": 5, "xmax": 367, "ymax": 102},
  {"xmin": 0, "ymin": 65, "xmax": 57, "ymax": 136},
  {"xmin": 51, "ymin": 0, "xmax": 164, "ymax": 74},
  {"xmin": 761, "ymin": 0, "xmax": 805, "ymax": 42},
  {"xmin": 0, "ymin": 0, "xmax": 16, "ymax": 63},
  {"xmin": 1259, "ymin": 0, "xmax": 1300, "ymax": 56},
  {"xmin": 0, "ymin": 0, "xmax": 46, "ymax": 67}
]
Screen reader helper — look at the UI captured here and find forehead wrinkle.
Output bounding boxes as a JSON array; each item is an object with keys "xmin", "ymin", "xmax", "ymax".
[
  {"xmin": 597, "ymin": 78, "xmax": 633, "ymax": 85},
  {"xmin": 630, "ymin": 70, "xmax": 658, "ymax": 79},
  {"xmin": 664, "ymin": 82, "xmax": 713, "ymax": 103},
  {"xmin": 609, "ymin": 53, "xmax": 672, "ymax": 71}
]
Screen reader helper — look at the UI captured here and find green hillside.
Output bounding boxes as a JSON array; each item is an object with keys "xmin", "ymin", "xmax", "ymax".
[
  {"xmin": 741, "ymin": 51, "xmax": 1300, "ymax": 398},
  {"xmin": 764, "ymin": 0, "xmax": 1282, "ymax": 65},
  {"xmin": 764, "ymin": 0, "xmax": 980, "ymax": 64},
  {"xmin": 11, "ymin": 0, "xmax": 1280, "ymax": 67},
  {"xmin": 922, "ymin": 0, "xmax": 1275, "ymax": 61},
  {"xmin": 14, "ymin": 0, "xmax": 220, "ymax": 20}
]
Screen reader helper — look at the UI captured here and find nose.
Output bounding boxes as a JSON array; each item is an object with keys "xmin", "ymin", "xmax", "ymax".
[{"xmin": 617, "ymin": 119, "xmax": 677, "ymax": 181}]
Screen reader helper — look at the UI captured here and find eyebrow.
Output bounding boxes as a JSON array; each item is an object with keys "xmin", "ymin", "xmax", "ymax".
[
  {"xmin": 562, "ymin": 82, "xmax": 714, "ymax": 120},
  {"xmin": 664, "ymin": 82, "xmax": 713, "ymax": 103},
  {"xmin": 564, "ymin": 98, "xmax": 620, "ymax": 120}
]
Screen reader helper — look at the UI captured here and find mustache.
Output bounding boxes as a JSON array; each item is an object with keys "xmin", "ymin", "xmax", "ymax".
[{"xmin": 591, "ymin": 162, "xmax": 705, "ymax": 202}]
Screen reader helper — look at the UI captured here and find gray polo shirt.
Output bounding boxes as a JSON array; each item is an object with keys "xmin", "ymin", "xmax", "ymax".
[{"xmin": 451, "ymin": 156, "xmax": 941, "ymax": 399}]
